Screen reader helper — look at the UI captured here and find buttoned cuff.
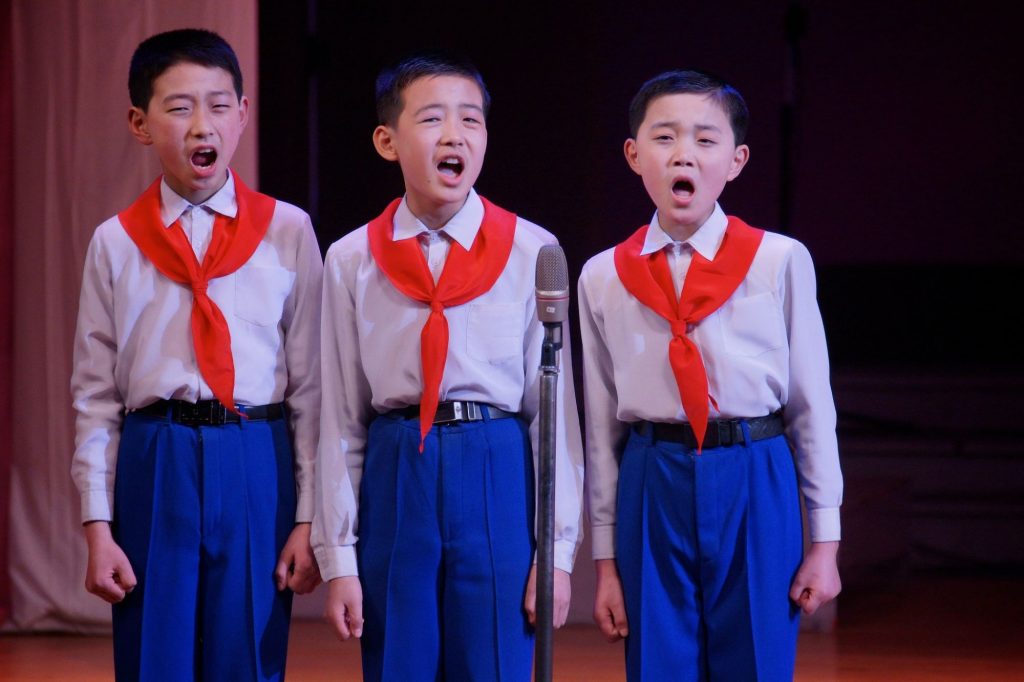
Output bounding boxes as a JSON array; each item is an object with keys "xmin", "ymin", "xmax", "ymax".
[
  {"xmin": 81, "ymin": 489, "xmax": 113, "ymax": 523},
  {"xmin": 313, "ymin": 545, "xmax": 359, "ymax": 581},
  {"xmin": 808, "ymin": 507, "xmax": 841, "ymax": 542},
  {"xmin": 554, "ymin": 539, "xmax": 578, "ymax": 574},
  {"xmin": 590, "ymin": 524, "xmax": 616, "ymax": 560}
]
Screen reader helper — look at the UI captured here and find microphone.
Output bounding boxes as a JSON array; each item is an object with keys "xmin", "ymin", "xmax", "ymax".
[
  {"xmin": 532, "ymin": 243, "xmax": 568, "ymax": 682},
  {"xmin": 535, "ymin": 244, "xmax": 570, "ymax": 326}
]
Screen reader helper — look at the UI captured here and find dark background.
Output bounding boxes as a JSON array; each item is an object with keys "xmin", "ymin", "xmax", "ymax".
[
  {"xmin": 259, "ymin": 0, "xmax": 1022, "ymax": 370},
  {"xmin": 258, "ymin": 0, "xmax": 1024, "ymax": 579}
]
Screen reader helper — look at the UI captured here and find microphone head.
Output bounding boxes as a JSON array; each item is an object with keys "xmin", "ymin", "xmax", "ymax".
[{"xmin": 535, "ymin": 244, "xmax": 569, "ymax": 324}]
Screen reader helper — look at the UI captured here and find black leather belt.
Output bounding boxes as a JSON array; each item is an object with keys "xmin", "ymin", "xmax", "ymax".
[
  {"xmin": 394, "ymin": 400, "xmax": 517, "ymax": 425},
  {"xmin": 634, "ymin": 411, "xmax": 785, "ymax": 449},
  {"xmin": 132, "ymin": 399, "xmax": 285, "ymax": 426}
]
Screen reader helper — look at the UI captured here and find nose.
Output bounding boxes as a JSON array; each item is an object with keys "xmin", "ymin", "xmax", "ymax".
[
  {"xmin": 671, "ymin": 140, "xmax": 695, "ymax": 166},
  {"xmin": 439, "ymin": 118, "xmax": 464, "ymax": 146},
  {"xmin": 190, "ymin": 109, "xmax": 214, "ymax": 138}
]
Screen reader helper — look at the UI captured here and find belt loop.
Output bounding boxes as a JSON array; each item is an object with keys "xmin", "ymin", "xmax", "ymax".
[
  {"xmin": 639, "ymin": 421, "xmax": 654, "ymax": 446},
  {"xmin": 740, "ymin": 420, "xmax": 752, "ymax": 448}
]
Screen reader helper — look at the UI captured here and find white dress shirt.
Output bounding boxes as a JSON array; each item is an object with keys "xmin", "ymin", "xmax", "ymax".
[
  {"xmin": 70, "ymin": 173, "xmax": 323, "ymax": 524},
  {"xmin": 312, "ymin": 189, "xmax": 585, "ymax": 580},
  {"xmin": 578, "ymin": 204, "xmax": 843, "ymax": 559}
]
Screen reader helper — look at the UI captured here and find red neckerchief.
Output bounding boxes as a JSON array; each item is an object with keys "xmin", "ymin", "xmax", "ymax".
[
  {"xmin": 368, "ymin": 196, "xmax": 516, "ymax": 449},
  {"xmin": 119, "ymin": 172, "xmax": 275, "ymax": 415},
  {"xmin": 614, "ymin": 217, "xmax": 764, "ymax": 451}
]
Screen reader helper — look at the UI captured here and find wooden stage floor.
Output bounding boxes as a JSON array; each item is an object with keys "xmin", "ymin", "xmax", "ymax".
[{"xmin": 3, "ymin": 572, "xmax": 1023, "ymax": 681}]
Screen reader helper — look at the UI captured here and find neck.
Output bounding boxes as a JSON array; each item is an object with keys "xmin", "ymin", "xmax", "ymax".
[
  {"xmin": 659, "ymin": 207, "xmax": 714, "ymax": 242},
  {"xmin": 406, "ymin": 193, "xmax": 468, "ymax": 230},
  {"xmin": 661, "ymin": 222, "xmax": 700, "ymax": 242}
]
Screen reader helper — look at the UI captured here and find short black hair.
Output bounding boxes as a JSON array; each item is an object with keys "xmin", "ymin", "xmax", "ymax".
[
  {"xmin": 375, "ymin": 50, "xmax": 491, "ymax": 127},
  {"xmin": 628, "ymin": 69, "xmax": 749, "ymax": 145},
  {"xmin": 128, "ymin": 28, "xmax": 243, "ymax": 110}
]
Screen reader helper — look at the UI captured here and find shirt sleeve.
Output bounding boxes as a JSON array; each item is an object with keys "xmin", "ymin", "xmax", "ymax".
[
  {"xmin": 520, "ymin": 240, "xmax": 586, "ymax": 574},
  {"xmin": 311, "ymin": 240, "xmax": 373, "ymax": 580},
  {"xmin": 280, "ymin": 213, "xmax": 324, "ymax": 523},
  {"xmin": 781, "ymin": 241, "xmax": 843, "ymax": 542},
  {"xmin": 577, "ymin": 261, "xmax": 631, "ymax": 559},
  {"xmin": 69, "ymin": 228, "xmax": 124, "ymax": 522}
]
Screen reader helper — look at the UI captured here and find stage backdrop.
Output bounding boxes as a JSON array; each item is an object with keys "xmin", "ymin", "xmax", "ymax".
[{"xmin": 3, "ymin": 0, "xmax": 258, "ymax": 632}]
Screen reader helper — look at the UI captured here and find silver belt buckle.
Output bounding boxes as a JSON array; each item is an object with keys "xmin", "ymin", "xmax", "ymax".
[{"xmin": 433, "ymin": 401, "xmax": 460, "ymax": 425}]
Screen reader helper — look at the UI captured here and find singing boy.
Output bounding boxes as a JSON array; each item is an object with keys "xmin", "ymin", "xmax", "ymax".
[
  {"xmin": 579, "ymin": 69, "xmax": 843, "ymax": 680},
  {"xmin": 70, "ymin": 28, "xmax": 322, "ymax": 681},
  {"xmin": 312, "ymin": 51, "xmax": 584, "ymax": 681}
]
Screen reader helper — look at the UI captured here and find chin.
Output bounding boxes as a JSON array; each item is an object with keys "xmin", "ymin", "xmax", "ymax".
[{"xmin": 435, "ymin": 186, "xmax": 470, "ymax": 203}]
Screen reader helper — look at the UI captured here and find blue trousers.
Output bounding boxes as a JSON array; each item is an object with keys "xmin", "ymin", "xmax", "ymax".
[
  {"xmin": 357, "ymin": 410, "xmax": 535, "ymax": 682},
  {"xmin": 616, "ymin": 425, "xmax": 803, "ymax": 681},
  {"xmin": 111, "ymin": 411, "xmax": 296, "ymax": 682}
]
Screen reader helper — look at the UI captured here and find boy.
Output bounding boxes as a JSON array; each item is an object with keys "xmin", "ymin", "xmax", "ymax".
[
  {"xmin": 311, "ymin": 52, "xmax": 585, "ymax": 681},
  {"xmin": 70, "ymin": 28, "xmax": 322, "ymax": 681},
  {"xmin": 579, "ymin": 69, "xmax": 843, "ymax": 680}
]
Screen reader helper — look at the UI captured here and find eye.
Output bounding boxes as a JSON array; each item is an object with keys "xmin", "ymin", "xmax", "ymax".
[
  {"xmin": 419, "ymin": 116, "xmax": 441, "ymax": 124},
  {"xmin": 654, "ymin": 134, "xmax": 673, "ymax": 142},
  {"xmin": 463, "ymin": 116, "xmax": 481, "ymax": 125},
  {"xmin": 698, "ymin": 137, "xmax": 716, "ymax": 145}
]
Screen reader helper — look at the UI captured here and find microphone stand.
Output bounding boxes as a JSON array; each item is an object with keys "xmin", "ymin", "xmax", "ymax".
[{"xmin": 534, "ymin": 321, "xmax": 561, "ymax": 682}]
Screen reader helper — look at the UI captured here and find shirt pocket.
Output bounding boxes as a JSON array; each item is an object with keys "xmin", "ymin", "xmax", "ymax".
[
  {"xmin": 234, "ymin": 265, "xmax": 294, "ymax": 327},
  {"xmin": 720, "ymin": 292, "xmax": 786, "ymax": 357},
  {"xmin": 466, "ymin": 302, "xmax": 524, "ymax": 363}
]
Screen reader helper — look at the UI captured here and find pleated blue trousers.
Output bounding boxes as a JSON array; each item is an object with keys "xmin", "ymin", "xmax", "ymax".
[
  {"xmin": 111, "ymin": 411, "xmax": 296, "ymax": 682},
  {"xmin": 616, "ymin": 424, "xmax": 803, "ymax": 682},
  {"xmin": 357, "ymin": 409, "xmax": 535, "ymax": 682}
]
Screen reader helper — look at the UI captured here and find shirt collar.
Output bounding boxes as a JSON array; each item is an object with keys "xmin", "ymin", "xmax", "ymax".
[
  {"xmin": 392, "ymin": 188, "xmax": 482, "ymax": 251},
  {"xmin": 640, "ymin": 203, "xmax": 728, "ymax": 261},
  {"xmin": 159, "ymin": 170, "xmax": 238, "ymax": 227}
]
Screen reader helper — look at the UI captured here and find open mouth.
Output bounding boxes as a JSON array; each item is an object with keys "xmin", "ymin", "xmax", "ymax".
[
  {"xmin": 191, "ymin": 148, "xmax": 218, "ymax": 169},
  {"xmin": 437, "ymin": 156, "xmax": 464, "ymax": 177},
  {"xmin": 672, "ymin": 179, "xmax": 695, "ymax": 197}
]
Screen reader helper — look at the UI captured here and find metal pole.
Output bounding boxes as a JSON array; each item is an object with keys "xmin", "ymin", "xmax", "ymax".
[{"xmin": 534, "ymin": 325, "xmax": 560, "ymax": 682}]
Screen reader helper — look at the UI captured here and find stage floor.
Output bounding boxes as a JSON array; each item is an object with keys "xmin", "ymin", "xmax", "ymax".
[{"xmin": 2, "ymin": 573, "xmax": 1023, "ymax": 681}]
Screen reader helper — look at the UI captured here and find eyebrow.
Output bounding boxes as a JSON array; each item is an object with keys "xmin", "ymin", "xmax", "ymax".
[
  {"xmin": 648, "ymin": 121, "xmax": 723, "ymax": 133},
  {"xmin": 162, "ymin": 90, "xmax": 235, "ymax": 103},
  {"xmin": 412, "ymin": 103, "xmax": 485, "ymax": 117}
]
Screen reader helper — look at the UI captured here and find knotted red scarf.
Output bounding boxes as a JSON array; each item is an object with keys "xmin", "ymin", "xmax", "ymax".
[
  {"xmin": 368, "ymin": 197, "xmax": 516, "ymax": 449},
  {"xmin": 614, "ymin": 217, "xmax": 763, "ymax": 451},
  {"xmin": 119, "ymin": 173, "xmax": 275, "ymax": 414}
]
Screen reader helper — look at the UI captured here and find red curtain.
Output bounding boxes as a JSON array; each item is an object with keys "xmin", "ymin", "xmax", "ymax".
[{"xmin": 1, "ymin": 0, "xmax": 16, "ymax": 624}]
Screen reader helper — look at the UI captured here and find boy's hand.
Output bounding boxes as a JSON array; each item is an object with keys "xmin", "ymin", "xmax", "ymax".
[
  {"xmin": 593, "ymin": 558, "xmax": 629, "ymax": 642},
  {"xmin": 524, "ymin": 566, "xmax": 572, "ymax": 629},
  {"xmin": 325, "ymin": 576, "xmax": 364, "ymax": 641},
  {"xmin": 83, "ymin": 521, "xmax": 137, "ymax": 603},
  {"xmin": 789, "ymin": 540, "xmax": 842, "ymax": 615},
  {"xmin": 274, "ymin": 522, "xmax": 321, "ymax": 594}
]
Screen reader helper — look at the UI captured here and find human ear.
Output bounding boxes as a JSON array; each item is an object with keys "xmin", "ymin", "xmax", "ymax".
[
  {"xmin": 237, "ymin": 95, "xmax": 250, "ymax": 130},
  {"xmin": 373, "ymin": 125, "xmax": 399, "ymax": 162},
  {"xmin": 727, "ymin": 144, "xmax": 750, "ymax": 181},
  {"xmin": 623, "ymin": 138, "xmax": 642, "ymax": 176},
  {"xmin": 128, "ymin": 107, "xmax": 152, "ymax": 146}
]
